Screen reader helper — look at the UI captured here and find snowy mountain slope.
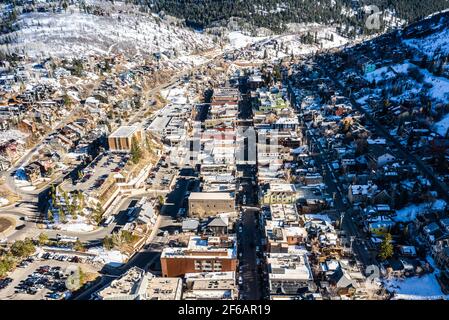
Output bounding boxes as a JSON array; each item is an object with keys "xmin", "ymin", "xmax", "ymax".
[
  {"xmin": 399, "ymin": 11, "xmax": 449, "ymax": 136},
  {"xmin": 402, "ymin": 12, "xmax": 449, "ymax": 56},
  {"xmin": 0, "ymin": 2, "xmax": 215, "ymax": 59}
]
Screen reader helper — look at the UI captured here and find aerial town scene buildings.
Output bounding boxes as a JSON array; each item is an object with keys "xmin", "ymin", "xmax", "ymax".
[{"xmin": 1, "ymin": 0, "xmax": 449, "ymax": 302}]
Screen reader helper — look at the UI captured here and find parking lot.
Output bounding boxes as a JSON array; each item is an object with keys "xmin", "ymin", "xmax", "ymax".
[
  {"xmin": 62, "ymin": 152, "xmax": 129, "ymax": 193},
  {"xmin": 37, "ymin": 251, "xmax": 97, "ymax": 264},
  {"xmin": 0, "ymin": 259, "xmax": 99, "ymax": 300},
  {"xmin": 146, "ymin": 156, "xmax": 177, "ymax": 190}
]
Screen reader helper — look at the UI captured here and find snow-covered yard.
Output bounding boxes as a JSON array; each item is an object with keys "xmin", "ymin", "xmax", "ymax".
[
  {"xmin": 384, "ymin": 273, "xmax": 448, "ymax": 299},
  {"xmin": 392, "ymin": 200, "xmax": 447, "ymax": 223},
  {"xmin": 364, "ymin": 62, "xmax": 412, "ymax": 83},
  {"xmin": 0, "ymin": 197, "xmax": 9, "ymax": 206}
]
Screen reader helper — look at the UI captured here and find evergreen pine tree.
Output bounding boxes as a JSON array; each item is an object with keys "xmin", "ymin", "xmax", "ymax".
[{"xmin": 379, "ymin": 233, "xmax": 394, "ymax": 261}]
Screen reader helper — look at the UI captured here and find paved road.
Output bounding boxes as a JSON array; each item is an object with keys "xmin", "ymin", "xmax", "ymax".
[
  {"xmin": 161, "ymin": 177, "xmax": 190, "ymax": 218},
  {"xmin": 3, "ymin": 196, "xmax": 139, "ymax": 243},
  {"xmin": 238, "ymin": 208, "xmax": 263, "ymax": 300},
  {"xmin": 236, "ymin": 80, "xmax": 264, "ymax": 300}
]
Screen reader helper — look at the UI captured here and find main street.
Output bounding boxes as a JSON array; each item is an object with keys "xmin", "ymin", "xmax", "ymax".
[{"xmin": 236, "ymin": 78, "xmax": 264, "ymax": 300}]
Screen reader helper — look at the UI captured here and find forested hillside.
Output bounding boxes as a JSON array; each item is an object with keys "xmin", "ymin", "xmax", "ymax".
[{"xmin": 141, "ymin": 0, "xmax": 449, "ymax": 36}]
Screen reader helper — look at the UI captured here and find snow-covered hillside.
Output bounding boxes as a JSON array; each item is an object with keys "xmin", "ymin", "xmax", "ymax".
[
  {"xmin": 400, "ymin": 12, "xmax": 449, "ymax": 136},
  {"xmin": 225, "ymin": 25, "xmax": 349, "ymax": 63},
  {"xmin": 402, "ymin": 11, "xmax": 449, "ymax": 56},
  {"xmin": 404, "ymin": 27, "xmax": 449, "ymax": 57},
  {"xmin": 0, "ymin": 2, "xmax": 215, "ymax": 60}
]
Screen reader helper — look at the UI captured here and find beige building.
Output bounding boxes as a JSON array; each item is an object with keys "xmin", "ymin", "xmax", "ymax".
[
  {"xmin": 108, "ymin": 125, "xmax": 143, "ymax": 152},
  {"xmin": 183, "ymin": 271, "xmax": 238, "ymax": 300},
  {"xmin": 95, "ymin": 267, "xmax": 182, "ymax": 300},
  {"xmin": 261, "ymin": 183, "xmax": 298, "ymax": 205},
  {"xmin": 188, "ymin": 192, "xmax": 235, "ymax": 218}
]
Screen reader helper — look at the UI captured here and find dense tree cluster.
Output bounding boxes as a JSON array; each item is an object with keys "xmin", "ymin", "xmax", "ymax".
[
  {"xmin": 2, "ymin": 0, "xmax": 448, "ymax": 38},
  {"xmin": 139, "ymin": 0, "xmax": 449, "ymax": 35},
  {"xmin": 0, "ymin": 238, "xmax": 36, "ymax": 277}
]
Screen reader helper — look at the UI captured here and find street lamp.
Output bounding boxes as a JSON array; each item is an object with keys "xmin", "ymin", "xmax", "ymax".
[
  {"xmin": 350, "ymin": 235, "xmax": 355, "ymax": 252},
  {"xmin": 340, "ymin": 210, "xmax": 344, "ymax": 229}
]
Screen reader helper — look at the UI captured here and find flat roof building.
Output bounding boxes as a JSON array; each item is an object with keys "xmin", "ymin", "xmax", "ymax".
[
  {"xmin": 183, "ymin": 271, "xmax": 238, "ymax": 300},
  {"xmin": 261, "ymin": 183, "xmax": 298, "ymax": 205},
  {"xmin": 108, "ymin": 125, "xmax": 143, "ymax": 152},
  {"xmin": 95, "ymin": 267, "xmax": 182, "ymax": 300},
  {"xmin": 268, "ymin": 253, "xmax": 315, "ymax": 298},
  {"xmin": 188, "ymin": 192, "xmax": 235, "ymax": 218},
  {"xmin": 161, "ymin": 235, "xmax": 237, "ymax": 277}
]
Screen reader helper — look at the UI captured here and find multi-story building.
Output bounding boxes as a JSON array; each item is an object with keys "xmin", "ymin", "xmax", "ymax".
[
  {"xmin": 347, "ymin": 182, "xmax": 378, "ymax": 204},
  {"xmin": 95, "ymin": 267, "xmax": 183, "ymax": 300},
  {"xmin": 161, "ymin": 235, "xmax": 238, "ymax": 277},
  {"xmin": 267, "ymin": 252, "xmax": 315, "ymax": 299},
  {"xmin": 260, "ymin": 183, "xmax": 298, "ymax": 205},
  {"xmin": 183, "ymin": 271, "xmax": 238, "ymax": 300},
  {"xmin": 108, "ymin": 125, "xmax": 143, "ymax": 152},
  {"xmin": 265, "ymin": 220, "xmax": 307, "ymax": 253},
  {"xmin": 188, "ymin": 192, "xmax": 235, "ymax": 218}
]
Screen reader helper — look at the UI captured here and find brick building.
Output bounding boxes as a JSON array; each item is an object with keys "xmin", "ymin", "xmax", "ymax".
[{"xmin": 161, "ymin": 235, "xmax": 237, "ymax": 277}]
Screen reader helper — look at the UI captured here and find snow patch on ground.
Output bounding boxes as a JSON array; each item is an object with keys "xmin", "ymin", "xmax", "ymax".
[
  {"xmin": 176, "ymin": 54, "xmax": 209, "ymax": 67},
  {"xmin": 434, "ymin": 113, "xmax": 449, "ymax": 137},
  {"xmin": 56, "ymin": 216, "xmax": 96, "ymax": 232},
  {"xmin": 420, "ymin": 68, "xmax": 449, "ymax": 102},
  {"xmin": 0, "ymin": 197, "xmax": 9, "ymax": 206},
  {"xmin": 227, "ymin": 31, "xmax": 266, "ymax": 49},
  {"xmin": 161, "ymin": 86, "xmax": 188, "ymax": 105},
  {"xmin": 88, "ymin": 247, "xmax": 127, "ymax": 267},
  {"xmin": 364, "ymin": 62, "xmax": 411, "ymax": 83},
  {"xmin": 0, "ymin": 129, "xmax": 28, "ymax": 144}
]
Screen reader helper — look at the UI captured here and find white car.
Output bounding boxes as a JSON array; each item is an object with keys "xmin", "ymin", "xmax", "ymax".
[{"xmin": 238, "ymin": 276, "xmax": 243, "ymax": 285}]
